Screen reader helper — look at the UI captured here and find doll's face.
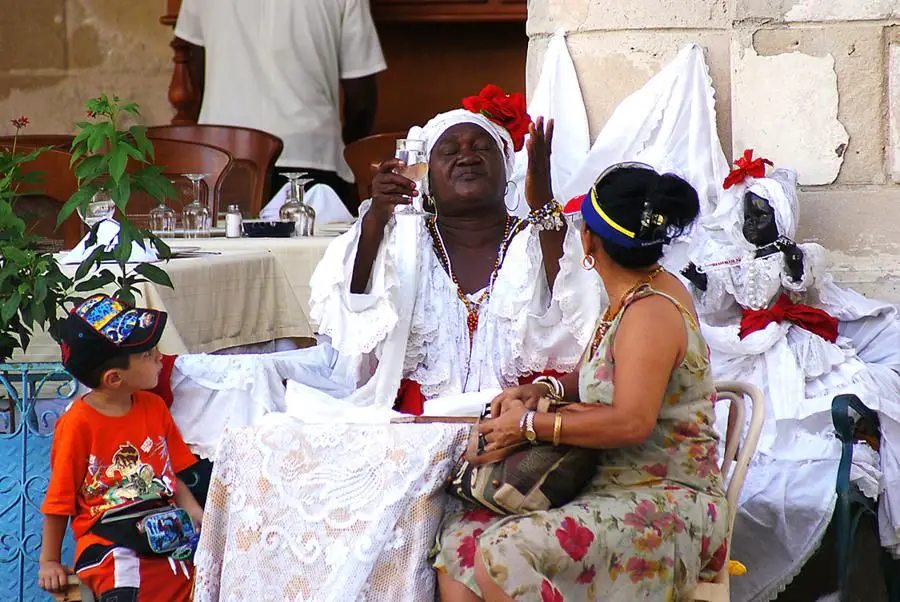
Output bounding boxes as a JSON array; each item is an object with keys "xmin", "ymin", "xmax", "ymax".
[{"xmin": 742, "ymin": 191, "xmax": 779, "ymax": 246}]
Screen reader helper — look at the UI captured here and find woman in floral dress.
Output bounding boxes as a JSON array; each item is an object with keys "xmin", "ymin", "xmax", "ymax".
[{"xmin": 434, "ymin": 164, "xmax": 729, "ymax": 602}]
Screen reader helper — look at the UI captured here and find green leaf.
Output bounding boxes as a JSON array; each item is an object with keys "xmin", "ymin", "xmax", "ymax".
[
  {"xmin": 72, "ymin": 126, "xmax": 92, "ymax": 147},
  {"xmin": 74, "ymin": 154, "xmax": 104, "ymax": 181},
  {"xmin": 134, "ymin": 263, "xmax": 174, "ymax": 289},
  {"xmin": 114, "ymin": 224, "xmax": 133, "ymax": 264},
  {"xmin": 121, "ymin": 102, "xmax": 141, "ymax": 116},
  {"xmin": 74, "ymin": 244, "xmax": 105, "ymax": 280},
  {"xmin": 129, "ymin": 125, "xmax": 154, "ymax": 161},
  {"xmin": 109, "ymin": 174, "xmax": 131, "ymax": 212},
  {"xmin": 114, "ymin": 288, "xmax": 137, "ymax": 306},
  {"xmin": 34, "ymin": 277, "xmax": 47, "ymax": 305},
  {"xmin": 74, "ymin": 270, "xmax": 116, "ymax": 292},
  {"xmin": 57, "ymin": 185, "xmax": 98, "ymax": 226},
  {"xmin": 1, "ymin": 293, "xmax": 20, "ymax": 323}
]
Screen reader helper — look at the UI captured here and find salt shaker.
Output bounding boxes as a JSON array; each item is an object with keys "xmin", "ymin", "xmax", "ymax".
[{"xmin": 225, "ymin": 204, "xmax": 243, "ymax": 238}]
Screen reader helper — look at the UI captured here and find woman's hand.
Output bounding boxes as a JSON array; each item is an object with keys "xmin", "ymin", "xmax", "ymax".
[
  {"xmin": 524, "ymin": 116, "xmax": 554, "ymax": 210},
  {"xmin": 480, "ymin": 399, "xmax": 527, "ymax": 451},
  {"xmin": 38, "ymin": 560, "xmax": 70, "ymax": 593},
  {"xmin": 490, "ymin": 383, "xmax": 547, "ymax": 417},
  {"xmin": 367, "ymin": 158, "xmax": 415, "ymax": 226}
]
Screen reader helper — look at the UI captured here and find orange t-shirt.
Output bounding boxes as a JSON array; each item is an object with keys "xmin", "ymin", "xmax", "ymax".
[{"xmin": 41, "ymin": 391, "xmax": 197, "ymax": 560}]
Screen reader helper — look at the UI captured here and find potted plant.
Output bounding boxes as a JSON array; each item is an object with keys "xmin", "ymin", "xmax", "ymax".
[
  {"xmin": 0, "ymin": 116, "xmax": 74, "ymax": 362},
  {"xmin": 58, "ymin": 93, "xmax": 177, "ymax": 306}
]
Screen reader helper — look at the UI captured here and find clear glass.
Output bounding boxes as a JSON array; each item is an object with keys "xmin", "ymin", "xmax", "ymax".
[
  {"xmin": 149, "ymin": 199, "xmax": 176, "ymax": 233},
  {"xmin": 394, "ymin": 139, "xmax": 431, "ymax": 216},
  {"xmin": 181, "ymin": 173, "xmax": 210, "ymax": 239},
  {"xmin": 78, "ymin": 189, "xmax": 116, "ymax": 228},
  {"xmin": 279, "ymin": 172, "xmax": 316, "ymax": 237}
]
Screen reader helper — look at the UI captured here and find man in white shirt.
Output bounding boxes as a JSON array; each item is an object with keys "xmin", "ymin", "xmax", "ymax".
[{"xmin": 174, "ymin": 0, "xmax": 386, "ymax": 214}]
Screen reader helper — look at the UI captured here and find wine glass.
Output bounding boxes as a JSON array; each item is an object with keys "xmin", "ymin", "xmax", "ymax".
[
  {"xmin": 394, "ymin": 139, "xmax": 431, "ymax": 216},
  {"xmin": 279, "ymin": 172, "xmax": 316, "ymax": 237},
  {"xmin": 181, "ymin": 173, "xmax": 210, "ymax": 239},
  {"xmin": 149, "ymin": 185, "xmax": 176, "ymax": 234},
  {"xmin": 77, "ymin": 189, "xmax": 116, "ymax": 228}
]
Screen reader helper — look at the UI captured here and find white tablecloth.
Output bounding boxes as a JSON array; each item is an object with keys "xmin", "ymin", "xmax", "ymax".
[{"xmin": 14, "ymin": 237, "xmax": 333, "ymax": 362}]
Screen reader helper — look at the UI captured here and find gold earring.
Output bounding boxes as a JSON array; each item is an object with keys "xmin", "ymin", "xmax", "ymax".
[{"xmin": 582, "ymin": 255, "xmax": 596, "ymax": 270}]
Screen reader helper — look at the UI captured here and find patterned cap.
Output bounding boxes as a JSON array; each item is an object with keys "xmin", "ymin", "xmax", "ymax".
[{"xmin": 60, "ymin": 294, "xmax": 167, "ymax": 382}]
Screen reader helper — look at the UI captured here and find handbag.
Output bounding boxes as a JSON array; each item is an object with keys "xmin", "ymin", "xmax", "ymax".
[{"xmin": 446, "ymin": 398, "xmax": 598, "ymax": 515}]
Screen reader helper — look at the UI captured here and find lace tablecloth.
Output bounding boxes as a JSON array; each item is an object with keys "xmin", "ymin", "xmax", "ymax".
[{"xmin": 194, "ymin": 416, "xmax": 469, "ymax": 602}]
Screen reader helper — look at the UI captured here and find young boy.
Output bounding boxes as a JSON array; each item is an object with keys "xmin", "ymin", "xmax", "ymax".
[{"xmin": 38, "ymin": 294, "xmax": 203, "ymax": 602}]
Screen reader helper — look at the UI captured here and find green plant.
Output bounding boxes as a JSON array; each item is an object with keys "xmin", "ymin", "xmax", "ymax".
[
  {"xmin": 0, "ymin": 117, "xmax": 74, "ymax": 361},
  {"xmin": 57, "ymin": 94, "xmax": 176, "ymax": 306}
]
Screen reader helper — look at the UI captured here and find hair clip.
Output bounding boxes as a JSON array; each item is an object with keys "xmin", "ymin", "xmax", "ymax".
[{"xmin": 639, "ymin": 201, "xmax": 667, "ymax": 238}]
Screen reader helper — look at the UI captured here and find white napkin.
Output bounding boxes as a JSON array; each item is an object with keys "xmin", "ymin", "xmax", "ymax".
[
  {"xmin": 260, "ymin": 183, "xmax": 354, "ymax": 224},
  {"xmin": 61, "ymin": 219, "xmax": 159, "ymax": 264},
  {"xmin": 423, "ymin": 389, "xmax": 501, "ymax": 417}
]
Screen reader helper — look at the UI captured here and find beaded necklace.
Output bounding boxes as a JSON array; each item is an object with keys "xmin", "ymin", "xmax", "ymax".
[
  {"xmin": 589, "ymin": 265, "xmax": 666, "ymax": 358},
  {"xmin": 427, "ymin": 215, "xmax": 524, "ymax": 350}
]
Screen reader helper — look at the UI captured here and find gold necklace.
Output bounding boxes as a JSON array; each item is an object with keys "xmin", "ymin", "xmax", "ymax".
[{"xmin": 589, "ymin": 265, "xmax": 665, "ymax": 358}]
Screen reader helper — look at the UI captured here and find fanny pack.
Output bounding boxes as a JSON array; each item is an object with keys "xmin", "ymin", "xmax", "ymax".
[{"xmin": 91, "ymin": 501, "xmax": 198, "ymax": 559}]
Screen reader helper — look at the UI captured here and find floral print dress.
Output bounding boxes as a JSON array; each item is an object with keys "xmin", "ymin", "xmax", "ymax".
[{"xmin": 433, "ymin": 286, "xmax": 728, "ymax": 601}]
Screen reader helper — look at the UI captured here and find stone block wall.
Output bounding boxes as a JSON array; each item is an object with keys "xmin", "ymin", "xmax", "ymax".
[
  {"xmin": 0, "ymin": 0, "xmax": 174, "ymax": 137},
  {"xmin": 527, "ymin": 0, "xmax": 900, "ymax": 300}
]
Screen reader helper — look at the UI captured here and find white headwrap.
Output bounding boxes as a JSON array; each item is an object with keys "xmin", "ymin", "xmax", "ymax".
[
  {"xmin": 705, "ymin": 167, "xmax": 800, "ymax": 246},
  {"xmin": 405, "ymin": 109, "xmax": 516, "ymax": 198}
]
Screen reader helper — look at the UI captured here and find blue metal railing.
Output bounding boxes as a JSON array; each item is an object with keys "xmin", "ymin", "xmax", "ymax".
[{"xmin": 0, "ymin": 363, "xmax": 77, "ymax": 601}]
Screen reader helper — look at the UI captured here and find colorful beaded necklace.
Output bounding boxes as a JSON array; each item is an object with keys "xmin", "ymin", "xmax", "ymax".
[
  {"xmin": 427, "ymin": 215, "xmax": 524, "ymax": 350},
  {"xmin": 589, "ymin": 265, "xmax": 666, "ymax": 358}
]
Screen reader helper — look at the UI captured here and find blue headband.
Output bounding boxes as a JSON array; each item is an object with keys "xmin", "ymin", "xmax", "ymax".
[{"xmin": 580, "ymin": 162, "xmax": 669, "ymax": 248}]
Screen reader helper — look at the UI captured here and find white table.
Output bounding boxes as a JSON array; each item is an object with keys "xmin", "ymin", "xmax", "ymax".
[{"xmin": 14, "ymin": 237, "xmax": 335, "ymax": 362}]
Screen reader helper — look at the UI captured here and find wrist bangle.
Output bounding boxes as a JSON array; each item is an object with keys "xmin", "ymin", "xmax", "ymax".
[
  {"xmin": 534, "ymin": 375, "xmax": 564, "ymax": 400},
  {"xmin": 528, "ymin": 200, "xmax": 564, "ymax": 232},
  {"xmin": 553, "ymin": 412, "xmax": 563, "ymax": 446},
  {"xmin": 519, "ymin": 410, "xmax": 529, "ymax": 437}
]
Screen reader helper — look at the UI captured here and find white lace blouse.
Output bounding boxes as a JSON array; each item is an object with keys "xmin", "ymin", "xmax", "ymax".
[{"xmin": 309, "ymin": 210, "xmax": 604, "ymax": 399}]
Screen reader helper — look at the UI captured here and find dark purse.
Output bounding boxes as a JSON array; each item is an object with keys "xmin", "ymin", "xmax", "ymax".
[{"xmin": 446, "ymin": 398, "xmax": 598, "ymax": 515}]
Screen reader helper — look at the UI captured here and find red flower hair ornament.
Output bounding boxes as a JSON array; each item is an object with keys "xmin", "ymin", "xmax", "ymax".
[
  {"xmin": 462, "ymin": 85, "xmax": 532, "ymax": 153},
  {"xmin": 723, "ymin": 149, "xmax": 773, "ymax": 190}
]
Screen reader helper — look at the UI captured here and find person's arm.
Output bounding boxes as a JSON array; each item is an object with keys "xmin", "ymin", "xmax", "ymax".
[
  {"xmin": 173, "ymin": 0, "xmax": 206, "ymax": 121},
  {"xmin": 38, "ymin": 515, "xmax": 70, "ymax": 593},
  {"xmin": 341, "ymin": 75, "xmax": 377, "ymax": 145},
  {"xmin": 175, "ymin": 477, "xmax": 204, "ymax": 528},
  {"xmin": 525, "ymin": 118, "xmax": 566, "ymax": 290},
  {"xmin": 481, "ymin": 295, "xmax": 685, "ymax": 450},
  {"xmin": 349, "ymin": 158, "xmax": 413, "ymax": 293}
]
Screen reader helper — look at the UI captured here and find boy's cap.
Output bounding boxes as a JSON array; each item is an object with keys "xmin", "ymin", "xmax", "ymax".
[{"xmin": 60, "ymin": 294, "xmax": 167, "ymax": 378}]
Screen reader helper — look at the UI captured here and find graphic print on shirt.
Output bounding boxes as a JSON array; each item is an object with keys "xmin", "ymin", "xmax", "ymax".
[{"xmin": 83, "ymin": 438, "xmax": 177, "ymax": 517}]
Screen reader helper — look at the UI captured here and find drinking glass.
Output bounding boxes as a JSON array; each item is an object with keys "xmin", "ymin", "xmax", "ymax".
[
  {"xmin": 149, "ymin": 195, "xmax": 176, "ymax": 233},
  {"xmin": 181, "ymin": 173, "xmax": 210, "ymax": 239},
  {"xmin": 279, "ymin": 172, "xmax": 316, "ymax": 237},
  {"xmin": 78, "ymin": 189, "xmax": 116, "ymax": 228},
  {"xmin": 394, "ymin": 139, "xmax": 431, "ymax": 216}
]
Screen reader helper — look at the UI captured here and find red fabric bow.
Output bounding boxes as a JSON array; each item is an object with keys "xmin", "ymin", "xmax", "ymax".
[
  {"xmin": 723, "ymin": 149, "xmax": 773, "ymax": 190},
  {"xmin": 739, "ymin": 294, "xmax": 838, "ymax": 343},
  {"xmin": 563, "ymin": 196, "xmax": 583, "ymax": 215},
  {"xmin": 462, "ymin": 84, "xmax": 533, "ymax": 152}
]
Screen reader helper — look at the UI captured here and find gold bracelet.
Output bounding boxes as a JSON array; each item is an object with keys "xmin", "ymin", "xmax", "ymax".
[{"xmin": 553, "ymin": 412, "xmax": 563, "ymax": 446}]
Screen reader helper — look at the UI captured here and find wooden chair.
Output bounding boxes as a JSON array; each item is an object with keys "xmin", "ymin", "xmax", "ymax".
[
  {"xmin": 148, "ymin": 125, "xmax": 282, "ymax": 218},
  {"xmin": 0, "ymin": 144, "xmax": 83, "ymax": 250},
  {"xmin": 127, "ymin": 138, "xmax": 233, "ymax": 223},
  {"xmin": 0, "ymin": 134, "xmax": 74, "ymax": 150},
  {"xmin": 343, "ymin": 131, "xmax": 405, "ymax": 202},
  {"xmin": 686, "ymin": 380, "xmax": 765, "ymax": 602}
]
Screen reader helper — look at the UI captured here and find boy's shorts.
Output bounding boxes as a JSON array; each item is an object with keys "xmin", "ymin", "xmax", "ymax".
[{"xmin": 75, "ymin": 544, "xmax": 193, "ymax": 602}]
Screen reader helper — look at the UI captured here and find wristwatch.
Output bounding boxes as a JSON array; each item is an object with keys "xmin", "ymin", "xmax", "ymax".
[{"xmin": 524, "ymin": 410, "xmax": 538, "ymax": 444}]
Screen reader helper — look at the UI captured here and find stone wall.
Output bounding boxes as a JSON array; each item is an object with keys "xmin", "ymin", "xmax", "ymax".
[
  {"xmin": 0, "ymin": 0, "xmax": 173, "ymax": 137},
  {"xmin": 527, "ymin": 0, "xmax": 900, "ymax": 300}
]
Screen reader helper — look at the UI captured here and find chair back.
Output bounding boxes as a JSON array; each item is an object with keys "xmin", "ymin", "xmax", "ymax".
[
  {"xmin": 1, "ymin": 144, "xmax": 82, "ymax": 250},
  {"xmin": 0, "ymin": 134, "xmax": 74, "ymax": 150},
  {"xmin": 344, "ymin": 132, "xmax": 405, "ymax": 202},
  {"xmin": 126, "ymin": 138, "xmax": 233, "ymax": 224},
  {"xmin": 712, "ymin": 380, "xmax": 765, "ymax": 585},
  {"xmin": 148, "ymin": 125, "xmax": 282, "ymax": 217}
]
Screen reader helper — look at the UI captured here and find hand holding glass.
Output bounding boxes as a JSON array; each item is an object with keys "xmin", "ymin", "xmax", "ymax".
[{"xmin": 394, "ymin": 139, "xmax": 431, "ymax": 215}]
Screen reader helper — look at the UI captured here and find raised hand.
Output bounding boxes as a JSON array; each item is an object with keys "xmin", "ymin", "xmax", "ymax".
[
  {"xmin": 367, "ymin": 158, "xmax": 415, "ymax": 226},
  {"xmin": 524, "ymin": 116, "xmax": 554, "ymax": 210}
]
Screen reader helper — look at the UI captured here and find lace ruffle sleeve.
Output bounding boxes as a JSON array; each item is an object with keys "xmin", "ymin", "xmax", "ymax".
[{"xmin": 308, "ymin": 204, "xmax": 402, "ymax": 356}]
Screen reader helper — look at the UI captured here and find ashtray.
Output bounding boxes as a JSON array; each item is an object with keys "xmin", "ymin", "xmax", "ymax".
[{"xmin": 242, "ymin": 219, "xmax": 295, "ymax": 238}]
